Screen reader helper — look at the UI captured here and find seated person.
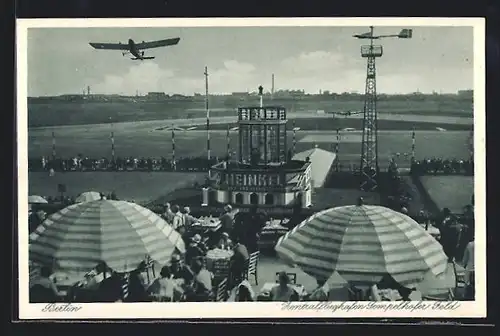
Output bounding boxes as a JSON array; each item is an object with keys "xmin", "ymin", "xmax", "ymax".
[
  {"xmin": 307, "ymin": 279, "xmax": 329, "ymax": 301},
  {"xmin": 93, "ymin": 271, "xmax": 123, "ymax": 303},
  {"xmin": 229, "ymin": 239, "xmax": 250, "ymax": 288},
  {"xmin": 147, "ymin": 266, "xmax": 183, "ymax": 302},
  {"xmin": 462, "ymin": 240, "xmax": 475, "ymax": 285},
  {"xmin": 125, "ymin": 261, "xmax": 149, "ymax": 302},
  {"xmin": 270, "ymin": 271, "xmax": 297, "ymax": 302},
  {"xmin": 169, "ymin": 254, "xmax": 194, "ymax": 284},
  {"xmin": 187, "ymin": 257, "xmax": 213, "ymax": 301},
  {"xmin": 217, "ymin": 232, "xmax": 233, "ymax": 251},
  {"xmin": 29, "ymin": 265, "xmax": 62, "ymax": 303},
  {"xmin": 235, "ymin": 280, "xmax": 256, "ymax": 302},
  {"xmin": 185, "ymin": 234, "xmax": 207, "ymax": 265}
]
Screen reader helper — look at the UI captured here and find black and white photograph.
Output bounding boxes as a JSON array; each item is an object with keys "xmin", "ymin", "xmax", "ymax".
[{"xmin": 17, "ymin": 18, "xmax": 485, "ymax": 319}]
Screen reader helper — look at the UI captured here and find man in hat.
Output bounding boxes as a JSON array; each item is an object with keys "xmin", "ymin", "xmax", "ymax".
[
  {"xmin": 186, "ymin": 234, "xmax": 207, "ymax": 266},
  {"xmin": 168, "ymin": 254, "xmax": 194, "ymax": 284}
]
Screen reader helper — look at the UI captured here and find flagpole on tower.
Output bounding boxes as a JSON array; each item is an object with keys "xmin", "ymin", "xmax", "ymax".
[
  {"xmin": 271, "ymin": 73, "xmax": 275, "ymax": 100},
  {"xmin": 204, "ymin": 66, "xmax": 211, "ymax": 164},
  {"xmin": 335, "ymin": 128, "xmax": 340, "ymax": 172},
  {"xmin": 171, "ymin": 126, "xmax": 176, "ymax": 171},
  {"xmin": 226, "ymin": 124, "xmax": 231, "ymax": 159},
  {"xmin": 51, "ymin": 132, "xmax": 56, "ymax": 159},
  {"xmin": 259, "ymin": 85, "xmax": 263, "ymax": 108},
  {"xmin": 111, "ymin": 131, "xmax": 115, "ymax": 162},
  {"xmin": 411, "ymin": 127, "xmax": 416, "ymax": 163}
]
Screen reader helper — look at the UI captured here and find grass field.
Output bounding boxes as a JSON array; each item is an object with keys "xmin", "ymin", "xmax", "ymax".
[
  {"xmin": 28, "ymin": 172, "xmax": 205, "ymax": 203},
  {"xmin": 28, "ymin": 98, "xmax": 473, "ymax": 127},
  {"xmin": 419, "ymin": 176, "xmax": 474, "ymax": 214}
]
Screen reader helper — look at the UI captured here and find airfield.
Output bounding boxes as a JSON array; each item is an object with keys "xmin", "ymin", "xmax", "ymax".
[
  {"xmin": 28, "ymin": 108, "xmax": 474, "ymax": 210},
  {"xmin": 29, "ymin": 111, "xmax": 473, "ymax": 161}
]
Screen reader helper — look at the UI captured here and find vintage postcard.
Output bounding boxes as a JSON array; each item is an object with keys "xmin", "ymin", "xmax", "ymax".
[{"xmin": 17, "ymin": 17, "xmax": 485, "ymax": 319}]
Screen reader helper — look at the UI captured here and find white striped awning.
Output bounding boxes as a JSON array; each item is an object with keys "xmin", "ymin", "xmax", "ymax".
[
  {"xmin": 75, "ymin": 191, "xmax": 102, "ymax": 203},
  {"xmin": 28, "ymin": 195, "xmax": 48, "ymax": 204},
  {"xmin": 275, "ymin": 204, "xmax": 448, "ymax": 288},
  {"xmin": 29, "ymin": 200, "xmax": 185, "ymax": 273}
]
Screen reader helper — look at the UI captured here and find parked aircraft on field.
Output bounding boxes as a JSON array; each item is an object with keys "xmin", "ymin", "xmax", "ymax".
[
  {"xmin": 328, "ymin": 110, "xmax": 363, "ymax": 117},
  {"xmin": 89, "ymin": 37, "xmax": 180, "ymax": 60}
]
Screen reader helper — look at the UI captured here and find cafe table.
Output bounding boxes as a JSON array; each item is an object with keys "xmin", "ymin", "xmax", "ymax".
[
  {"xmin": 206, "ymin": 248, "xmax": 234, "ymax": 279},
  {"xmin": 192, "ymin": 217, "xmax": 222, "ymax": 232}
]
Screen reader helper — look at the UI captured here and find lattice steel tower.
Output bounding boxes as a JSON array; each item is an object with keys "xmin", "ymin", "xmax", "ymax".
[{"xmin": 355, "ymin": 26, "xmax": 413, "ymax": 191}]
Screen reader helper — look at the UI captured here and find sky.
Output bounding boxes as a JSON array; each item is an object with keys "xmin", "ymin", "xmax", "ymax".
[{"xmin": 27, "ymin": 26, "xmax": 474, "ymax": 96}]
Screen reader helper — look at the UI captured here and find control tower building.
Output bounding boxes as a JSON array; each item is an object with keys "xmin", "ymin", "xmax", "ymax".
[{"xmin": 204, "ymin": 87, "xmax": 312, "ymax": 211}]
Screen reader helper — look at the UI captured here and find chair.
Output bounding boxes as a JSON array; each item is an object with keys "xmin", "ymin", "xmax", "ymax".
[
  {"xmin": 275, "ymin": 272, "xmax": 297, "ymax": 285},
  {"xmin": 464, "ymin": 271, "xmax": 475, "ymax": 300},
  {"xmin": 347, "ymin": 285, "xmax": 365, "ymax": 301},
  {"xmin": 214, "ymin": 278, "xmax": 229, "ymax": 302},
  {"xmin": 245, "ymin": 251, "xmax": 260, "ymax": 285}
]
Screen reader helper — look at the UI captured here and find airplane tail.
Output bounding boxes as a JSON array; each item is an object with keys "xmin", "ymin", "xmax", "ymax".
[
  {"xmin": 398, "ymin": 29, "xmax": 413, "ymax": 38},
  {"xmin": 131, "ymin": 57, "xmax": 156, "ymax": 60}
]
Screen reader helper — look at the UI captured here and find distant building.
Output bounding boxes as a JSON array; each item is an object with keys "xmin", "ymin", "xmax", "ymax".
[
  {"xmin": 458, "ymin": 89, "xmax": 473, "ymax": 99},
  {"xmin": 147, "ymin": 92, "xmax": 166, "ymax": 99}
]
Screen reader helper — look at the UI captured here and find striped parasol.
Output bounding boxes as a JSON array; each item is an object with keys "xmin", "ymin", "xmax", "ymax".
[
  {"xmin": 75, "ymin": 191, "xmax": 102, "ymax": 203},
  {"xmin": 28, "ymin": 195, "xmax": 48, "ymax": 204},
  {"xmin": 29, "ymin": 200, "xmax": 185, "ymax": 273},
  {"xmin": 275, "ymin": 201, "xmax": 448, "ymax": 287}
]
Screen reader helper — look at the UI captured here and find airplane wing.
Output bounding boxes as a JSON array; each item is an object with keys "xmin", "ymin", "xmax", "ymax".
[
  {"xmin": 89, "ymin": 42, "xmax": 129, "ymax": 50},
  {"xmin": 135, "ymin": 37, "xmax": 181, "ymax": 50}
]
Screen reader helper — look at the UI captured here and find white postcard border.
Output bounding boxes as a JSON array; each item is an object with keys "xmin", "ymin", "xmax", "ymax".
[{"xmin": 16, "ymin": 17, "xmax": 486, "ymax": 319}]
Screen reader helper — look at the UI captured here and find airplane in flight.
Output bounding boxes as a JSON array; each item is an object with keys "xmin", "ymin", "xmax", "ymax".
[
  {"xmin": 353, "ymin": 29, "xmax": 413, "ymax": 39},
  {"xmin": 89, "ymin": 37, "xmax": 180, "ymax": 60}
]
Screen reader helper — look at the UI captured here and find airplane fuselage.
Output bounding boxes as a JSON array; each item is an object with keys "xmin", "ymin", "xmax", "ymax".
[{"xmin": 128, "ymin": 39, "xmax": 142, "ymax": 59}]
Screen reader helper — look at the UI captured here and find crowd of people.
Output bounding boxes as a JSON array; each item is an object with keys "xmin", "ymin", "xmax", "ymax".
[
  {"xmin": 30, "ymin": 202, "xmax": 286, "ymax": 303},
  {"xmin": 28, "ymin": 155, "xmax": 225, "ymax": 173},
  {"xmin": 410, "ymin": 157, "xmax": 474, "ymax": 176},
  {"xmin": 30, "ymin": 195, "xmax": 475, "ymax": 303}
]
